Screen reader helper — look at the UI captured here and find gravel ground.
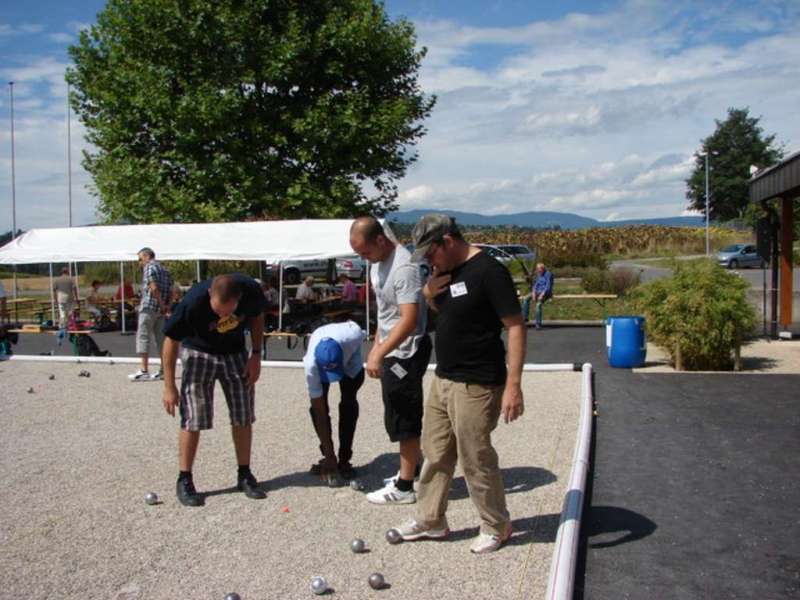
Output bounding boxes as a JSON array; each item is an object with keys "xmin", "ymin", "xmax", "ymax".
[
  {"xmin": 635, "ymin": 340, "xmax": 800, "ymax": 373},
  {"xmin": 0, "ymin": 362, "xmax": 581, "ymax": 600}
]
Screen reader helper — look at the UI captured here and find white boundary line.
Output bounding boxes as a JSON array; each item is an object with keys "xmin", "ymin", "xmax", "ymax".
[
  {"xmin": 545, "ymin": 362, "xmax": 593, "ymax": 600},
  {"xmin": 5, "ymin": 355, "xmax": 585, "ymax": 373}
]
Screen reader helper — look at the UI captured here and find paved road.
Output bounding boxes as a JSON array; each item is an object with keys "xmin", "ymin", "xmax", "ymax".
[{"xmin": 612, "ymin": 255, "xmax": 800, "ymax": 289}]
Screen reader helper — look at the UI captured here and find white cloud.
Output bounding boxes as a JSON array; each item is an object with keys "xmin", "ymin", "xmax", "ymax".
[
  {"xmin": 3, "ymin": 1, "xmax": 800, "ymax": 231},
  {"xmin": 396, "ymin": 1, "xmax": 800, "ymax": 220},
  {"xmin": 48, "ymin": 33, "xmax": 74, "ymax": 44}
]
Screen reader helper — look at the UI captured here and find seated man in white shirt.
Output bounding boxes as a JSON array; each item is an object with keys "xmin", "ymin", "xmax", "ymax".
[
  {"xmin": 303, "ymin": 320, "xmax": 365, "ymax": 483},
  {"xmin": 295, "ymin": 276, "xmax": 317, "ymax": 303}
]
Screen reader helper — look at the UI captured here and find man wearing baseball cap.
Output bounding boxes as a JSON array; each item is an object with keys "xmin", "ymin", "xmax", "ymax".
[
  {"xmin": 303, "ymin": 320, "xmax": 366, "ymax": 483},
  {"xmin": 393, "ymin": 214, "xmax": 526, "ymax": 553}
]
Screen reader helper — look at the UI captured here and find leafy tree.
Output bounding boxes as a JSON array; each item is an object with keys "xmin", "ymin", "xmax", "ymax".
[
  {"xmin": 686, "ymin": 107, "xmax": 783, "ymax": 221},
  {"xmin": 67, "ymin": 0, "xmax": 435, "ymax": 224}
]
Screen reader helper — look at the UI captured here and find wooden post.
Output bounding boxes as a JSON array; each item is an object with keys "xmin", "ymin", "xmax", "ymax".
[
  {"xmin": 674, "ymin": 342, "xmax": 683, "ymax": 371},
  {"xmin": 779, "ymin": 197, "xmax": 794, "ymax": 328}
]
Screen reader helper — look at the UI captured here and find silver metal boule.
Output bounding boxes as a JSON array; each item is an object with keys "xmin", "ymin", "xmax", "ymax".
[
  {"xmin": 368, "ymin": 572, "xmax": 385, "ymax": 590},
  {"xmin": 144, "ymin": 492, "xmax": 158, "ymax": 505},
  {"xmin": 310, "ymin": 576, "xmax": 328, "ymax": 595},
  {"xmin": 350, "ymin": 538, "xmax": 366, "ymax": 553},
  {"xmin": 224, "ymin": 594, "xmax": 241, "ymax": 600},
  {"xmin": 385, "ymin": 528, "xmax": 402, "ymax": 544},
  {"xmin": 349, "ymin": 479, "xmax": 365, "ymax": 491}
]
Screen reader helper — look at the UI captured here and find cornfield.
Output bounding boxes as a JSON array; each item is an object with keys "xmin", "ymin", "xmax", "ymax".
[{"xmin": 464, "ymin": 226, "xmax": 748, "ymax": 260}]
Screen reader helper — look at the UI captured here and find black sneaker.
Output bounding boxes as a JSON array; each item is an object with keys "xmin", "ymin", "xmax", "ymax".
[
  {"xmin": 309, "ymin": 459, "xmax": 326, "ymax": 476},
  {"xmin": 237, "ymin": 472, "xmax": 267, "ymax": 500},
  {"xmin": 338, "ymin": 461, "xmax": 357, "ymax": 480},
  {"xmin": 176, "ymin": 476, "xmax": 204, "ymax": 507}
]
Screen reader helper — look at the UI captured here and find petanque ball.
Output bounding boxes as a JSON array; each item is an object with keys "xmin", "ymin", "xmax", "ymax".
[
  {"xmin": 48, "ymin": 374, "xmax": 55, "ymax": 380},
  {"xmin": 27, "ymin": 387, "xmax": 34, "ymax": 394},
  {"xmin": 350, "ymin": 538, "xmax": 366, "ymax": 553},
  {"xmin": 368, "ymin": 572, "xmax": 385, "ymax": 590},
  {"xmin": 310, "ymin": 576, "xmax": 328, "ymax": 595},
  {"xmin": 385, "ymin": 528, "xmax": 402, "ymax": 545},
  {"xmin": 349, "ymin": 480, "xmax": 365, "ymax": 491},
  {"xmin": 224, "ymin": 594, "xmax": 241, "ymax": 600},
  {"xmin": 144, "ymin": 492, "xmax": 159, "ymax": 505}
]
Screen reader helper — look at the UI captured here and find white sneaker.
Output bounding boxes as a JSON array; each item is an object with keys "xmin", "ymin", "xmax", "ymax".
[
  {"xmin": 149, "ymin": 371, "xmax": 163, "ymax": 381},
  {"xmin": 383, "ymin": 465, "xmax": 422, "ymax": 486},
  {"xmin": 366, "ymin": 481, "xmax": 416, "ymax": 505},
  {"xmin": 394, "ymin": 519, "xmax": 449, "ymax": 541},
  {"xmin": 128, "ymin": 370, "xmax": 151, "ymax": 382},
  {"xmin": 470, "ymin": 523, "xmax": 512, "ymax": 554}
]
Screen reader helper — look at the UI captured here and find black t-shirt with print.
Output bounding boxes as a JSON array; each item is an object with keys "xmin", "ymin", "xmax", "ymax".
[
  {"xmin": 433, "ymin": 251, "xmax": 520, "ymax": 385},
  {"xmin": 163, "ymin": 274, "xmax": 266, "ymax": 355}
]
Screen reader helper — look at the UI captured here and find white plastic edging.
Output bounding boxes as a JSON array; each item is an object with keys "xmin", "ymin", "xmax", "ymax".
[
  {"xmin": 6, "ymin": 356, "xmax": 582, "ymax": 373},
  {"xmin": 545, "ymin": 362, "xmax": 594, "ymax": 600}
]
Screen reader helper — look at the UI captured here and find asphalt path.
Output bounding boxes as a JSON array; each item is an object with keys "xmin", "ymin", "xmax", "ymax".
[{"xmin": 612, "ymin": 255, "xmax": 800, "ymax": 289}]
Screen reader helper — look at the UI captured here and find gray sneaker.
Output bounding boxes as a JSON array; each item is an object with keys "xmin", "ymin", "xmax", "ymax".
[
  {"xmin": 394, "ymin": 519, "xmax": 449, "ymax": 541},
  {"xmin": 469, "ymin": 523, "xmax": 512, "ymax": 554}
]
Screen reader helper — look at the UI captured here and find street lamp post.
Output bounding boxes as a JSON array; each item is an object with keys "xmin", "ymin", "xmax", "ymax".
[
  {"xmin": 699, "ymin": 150, "xmax": 716, "ymax": 256},
  {"xmin": 704, "ymin": 152, "xmax": 710, "ymax": 256},
  {"xmin": 9, "ymin": 81, "xmax": 17, "ymax": 298}
]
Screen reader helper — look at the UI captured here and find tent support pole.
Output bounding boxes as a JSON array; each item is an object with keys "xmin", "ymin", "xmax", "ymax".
[
  {"xmin": 49, "ymin": 263, "xmax": 55, "ymax": 324},
  {"xmin": 119, "ymin": 262, "xmax": 126, "ymax": 334},
  {"xmin": 278, "ymin": 263, "xmax": 284, "ymax": 332}
]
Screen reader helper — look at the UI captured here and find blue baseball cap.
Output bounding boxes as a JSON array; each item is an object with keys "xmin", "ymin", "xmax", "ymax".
[{"xmin": 314, "ymin": 338, "xmax": 345, "ymax": 383}]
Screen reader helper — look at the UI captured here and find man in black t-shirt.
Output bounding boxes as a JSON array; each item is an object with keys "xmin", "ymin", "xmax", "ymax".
[
  {"xmin": 162, "ymin": 274, "xmax": 266, "ymax": 507},
  {"xmin": 392, "ymin": 215, "xmax": 526, "ymax": 554}
]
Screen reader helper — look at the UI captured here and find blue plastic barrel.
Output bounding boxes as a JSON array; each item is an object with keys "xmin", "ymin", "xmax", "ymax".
[{"xmin": 606, "ymin": 316, "xmax": 646, "ymax": 368}]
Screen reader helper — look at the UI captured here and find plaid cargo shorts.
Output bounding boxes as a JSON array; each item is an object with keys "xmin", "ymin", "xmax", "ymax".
[{"xmin": 179, "ymin": 347, "xmax": 255, "ymax": 431}]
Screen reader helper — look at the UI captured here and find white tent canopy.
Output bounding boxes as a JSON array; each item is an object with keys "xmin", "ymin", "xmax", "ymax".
[{"xmin": 0, "ymin": 219, "xmax": 377, "ymax": 264}]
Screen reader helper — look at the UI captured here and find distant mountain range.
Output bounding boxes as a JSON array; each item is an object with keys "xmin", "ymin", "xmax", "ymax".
[{"xmin": 387, "ymin": 209, "xmax": 703, "ymax": 230}]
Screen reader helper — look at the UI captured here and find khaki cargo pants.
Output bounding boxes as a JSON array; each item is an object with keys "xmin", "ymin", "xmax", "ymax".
[{"xmin": 416, "ymin": 374, "xmax": 510, "ymax": 536}]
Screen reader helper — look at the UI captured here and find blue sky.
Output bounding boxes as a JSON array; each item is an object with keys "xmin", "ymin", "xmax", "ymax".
[{"xmin": 1, "ymin": 1, "xmax": 799, "ymax": 230}]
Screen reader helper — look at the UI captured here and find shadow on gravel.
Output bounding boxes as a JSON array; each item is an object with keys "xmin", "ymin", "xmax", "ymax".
[
  {"xmin": 585, "ymin": 505, "xmax": 657, "ymax": 548},
  {"xmin": 260, "ymin": 454, "xmax": 558, "ymax": 495},
  {"xmin": 448, "ymin": 513, "xmax": 561, "ymax": 545},
  {"xmin": 449, "ymin": 466, "xmax": 557, "ymax": 500}
]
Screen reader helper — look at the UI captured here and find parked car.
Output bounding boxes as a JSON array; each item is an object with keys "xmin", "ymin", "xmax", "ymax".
[
  {"xmin": 495, "ymin": 244, "xmax": 537, "ymax": 263},
  {"xmin": 265, "ymin": 255, "xmax": 366, "ymax": 284},
  {"xmin": 716, "ymin": 244, "xmax": 765, "ymax": 269},
  {"xmin": 474, "ymin": 243, "xmax": 537, "ymax": 266}
]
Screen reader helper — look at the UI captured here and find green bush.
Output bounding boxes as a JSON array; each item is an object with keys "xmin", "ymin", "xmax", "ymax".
[
  {"xmin": 633, "ymin": 260, "xmax": 756, "ymax": 370},
  {"xmin": 581, "ymin": 267, "xmax": 641, "ymax": 295}
]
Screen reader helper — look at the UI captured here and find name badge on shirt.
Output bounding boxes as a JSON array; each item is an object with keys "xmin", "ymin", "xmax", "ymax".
[
  {"xmin": 390, "ymin": 363, "xmax": 408, "ymax": 379},
  {"xmin": 449, "ymin": 282, "xmax": 468, "ymax": 297}
]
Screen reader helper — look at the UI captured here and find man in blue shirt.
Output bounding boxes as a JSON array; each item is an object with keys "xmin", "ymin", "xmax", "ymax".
[
  {"xmin": 303, "ymin": 321, "xmax": 366, "ymax": 483},
  {"xmin": 528, "ymin": 263, "xmax": 553, "ymax": 329}
]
